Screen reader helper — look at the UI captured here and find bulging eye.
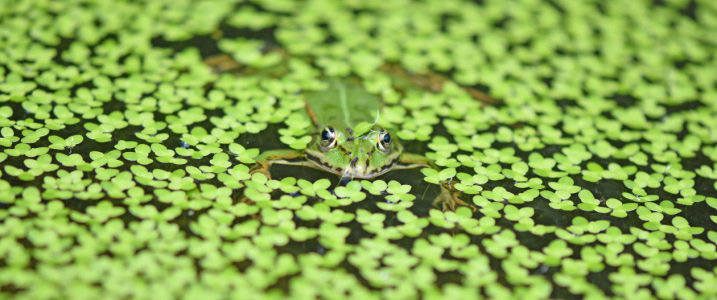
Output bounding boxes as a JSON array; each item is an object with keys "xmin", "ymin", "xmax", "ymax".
[
  {"xmin": 377, "ymin": 129, "xmax": 391, "ymax": 153},
  {"xmin": 319, "ymin": 126, "xmax": 337, "ymax": 150}
]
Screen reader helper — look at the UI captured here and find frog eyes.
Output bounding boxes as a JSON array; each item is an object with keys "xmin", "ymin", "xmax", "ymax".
[
  {"xmin": 319, "ymin": 126, "xmax": 337, "ymax": 150},
  {"xmin": 377, "ymin": 129, "xmax": 392, "ymax": 153},
  {"xmin": 320, "ymin": 126, "xmax": 392, "ymax": 153}
]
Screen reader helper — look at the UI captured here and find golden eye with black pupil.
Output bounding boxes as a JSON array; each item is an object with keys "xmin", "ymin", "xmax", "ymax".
[
  {"xmin": 377, "ymin": 129, "xmax": 391, "ymax": 153},
  {"xmin": 319, "ymin": 126, "xmax": 337, "ymax": 151}
]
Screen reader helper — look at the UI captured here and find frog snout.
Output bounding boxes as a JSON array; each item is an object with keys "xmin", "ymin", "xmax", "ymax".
[{"xmin": 349, "ymin": 157, "xmax": 367, "ymax": 174}]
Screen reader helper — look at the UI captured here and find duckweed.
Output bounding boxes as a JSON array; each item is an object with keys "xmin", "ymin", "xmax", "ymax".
[{"xmin": 1, "ymin": 0, "xmax": 717, "ymax": 298}]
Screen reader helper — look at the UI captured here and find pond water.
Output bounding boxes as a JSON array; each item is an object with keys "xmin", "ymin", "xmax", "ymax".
[{"xmin": 0, "ymin": 0, "xmax": 716, "ymax": 299}]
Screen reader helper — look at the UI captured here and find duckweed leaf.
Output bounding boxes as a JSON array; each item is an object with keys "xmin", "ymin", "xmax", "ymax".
[
  {"xmin": 229, "ymin": 143, "xmax": 260, "ymax": 164},
  {"xmin": 422, "ymin": 167, "xmax": 456, "ymax": 185}
]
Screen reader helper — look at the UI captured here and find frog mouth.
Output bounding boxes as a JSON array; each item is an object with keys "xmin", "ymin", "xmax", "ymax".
[
  {"xmin": 340, "ymin": 156, "xmax": 400, "ymax": 180},
  {"xmin": 304, "ymin": 146, "xmax": 401, "ymax": 180},
  {"xmin": 305, "ymin": 153, "xmax": 382, "ymax": 180}
]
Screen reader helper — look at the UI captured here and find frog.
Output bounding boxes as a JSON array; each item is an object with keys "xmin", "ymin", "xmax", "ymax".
[
  {"xmin": 254, "ymin": 80, "xmax": 409, "ymax": 176},
  {"xmin": 249, "ymin": 79, "xmax": 465, "ymax": 210}
]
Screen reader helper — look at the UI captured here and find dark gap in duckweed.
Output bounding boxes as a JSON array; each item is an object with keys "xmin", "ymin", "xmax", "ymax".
[
  {"xmin": 151, "ymin": 34, "xmax": 221, "ymax": 59},
  {"xmin": 0, "ymin": 102, "xmax": 27, "ymax": 122},
  {"xmin": 14, "ymin": 237, "xmax": 40, "ymax": 269},
  {"xmin": 267, "ymin": 164, "xmax": 336, "ymax": 185},
  {"xmin": 100, "ymin": 98, "xmax": 129, "ymax": 117},
  {"xmin": 671, "ymin": 257, "xmax": 717, "ymax": 289},
  {"xmin": 610, "ymin": 94, "xmax": 638, "ymax": 107},
  {"xmin": 666, "ymin": 99, "xmax": 705, "ymax": 116},
  {"xmin": 512, "ymin": 227, "xmax": 553, "ymax": 251},
  {"xmin": 572, "ymin": 174, "xmax": 626, "ymax": 204},
  {"xmin": 673, "ymin": 59, "xmax": 694, "ymax": 70},
  {"xmin": 221, "ymin": 25, "xmax": 279, "ymax": 51},
  {"xmin": 490, "ymin": 16, "xmax": 511, "ymax": 30},
  {"xmin": 691, "ymin": 170, "xmax": 717, "ymax": 194},
  {"xmin": 267, "ymin": 274, "xmax": 297, "ymax": 295},
  {"xmin": 50, "ymin": 37, "xmax": 75, "ymax": 65},
  {"xmin": 438, "ymin": 13, "xmax": 454, "ymax": 33},
  {"xmin": 551, "ymin": 286, "xmax": 581, "ymax": 300},
  {"xmin": 534, "ymin": 143, "xmax": 564, "ymax": 159},
  {"xmin": 531, "ymin": 199, "xmax": 573, "ymax": 227},
  {"xmin": 173, "ymin": 209, "xmax": 201, "ymax": 235},
  {"xmin": 554, "ymin": 98, "xmax": 578, "ymax": 110},
  {"xmin": 241, "ymin": 122, "xmax": 290, "ymax": 151},
  {"xmin": 434, "ymin": 270, "xmax": 467, "ymax": 288},
  {"xmin": 679, "ymin": 0, "xmax": 699, "ymax": 20},
  {"xmin": 591, "ymin": 265, "xmax": 618, "ymax": 296},
  {"xmin": 338, "ymin": 259, "xmax": 380, "ymax": 292},
  {"xmin": 399, "ymin": 139, "xmax": 431, "ymax": 156},
  {"xmin": 682, "ymin": 200, "xmax": 717, "ymax": 230}
]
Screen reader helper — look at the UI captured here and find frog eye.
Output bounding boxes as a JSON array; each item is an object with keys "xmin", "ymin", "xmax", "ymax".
[
  {"xmin": 377, "ymin": 129, "xmax": 392, "ymax": 153},
  {"xmin": 319, "ymin": 126, "xmax": 337, "ymax": 150}
]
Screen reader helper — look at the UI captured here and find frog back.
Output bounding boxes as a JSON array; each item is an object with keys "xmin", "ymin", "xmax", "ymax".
[{"xmin": 305, "ymin": 81, "xmax": 381, "ymax": 129}]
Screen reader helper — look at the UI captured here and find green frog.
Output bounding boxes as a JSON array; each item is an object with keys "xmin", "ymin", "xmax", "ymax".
[
  {"xmin": 254, "ymin": 80, "xmax": 421, "ymax": 179},
  {"xmin": 250, "ymin": 80, "xmax": 464, "ymax": 209}
]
